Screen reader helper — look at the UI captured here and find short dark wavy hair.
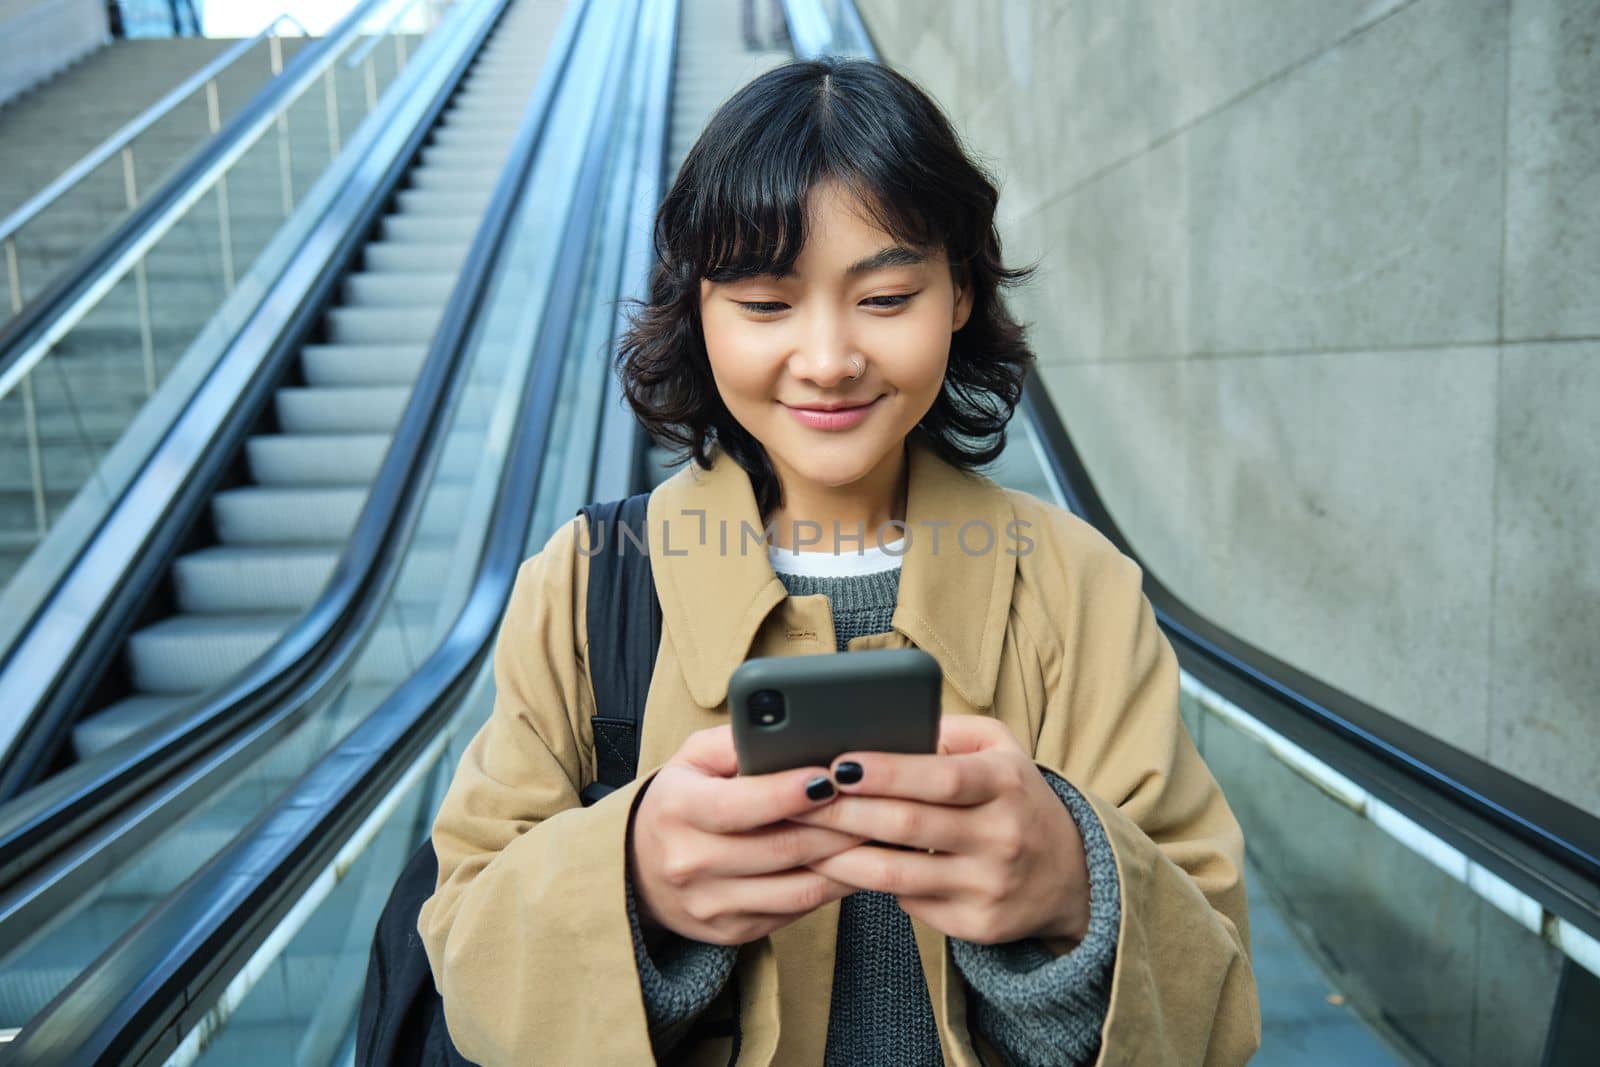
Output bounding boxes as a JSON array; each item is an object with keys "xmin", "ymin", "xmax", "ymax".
[{"xmin": 615, "ymin": 57, "xmax": 1039, "ymax": 515}]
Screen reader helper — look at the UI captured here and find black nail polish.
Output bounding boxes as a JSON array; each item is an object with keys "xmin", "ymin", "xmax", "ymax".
[
  {"xmin": 833, "ymin": 761, "xmax": 863, "ymax": 785},
  {"xmin": 805, "ymin": 776, "xmax": 835, "ymax": 801}
]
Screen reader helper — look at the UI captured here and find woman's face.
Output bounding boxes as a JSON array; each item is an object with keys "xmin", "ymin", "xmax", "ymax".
[{"xmin": 698, "ymin": 179, "xmax": 972, "ymax": 498}]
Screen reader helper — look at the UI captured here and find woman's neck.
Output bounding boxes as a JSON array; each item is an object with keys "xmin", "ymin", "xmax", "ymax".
[{"xmin": 763, "ymin": 443, "xmax": 909, "ymax": 552}]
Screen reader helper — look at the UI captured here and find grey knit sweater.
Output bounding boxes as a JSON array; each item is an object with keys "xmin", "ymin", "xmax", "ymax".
[{"xmin": 627, "ymin": 563, "xmax": 1120, "ymax": 1064}]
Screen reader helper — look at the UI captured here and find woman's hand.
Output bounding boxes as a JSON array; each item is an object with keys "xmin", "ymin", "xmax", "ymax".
[
  {"xmin": 789, "ymin": 715, "xmax": 1091, "ymax": 946},
  {"xmin": 629, "ymin": 725, "xmax": 865, "ymax": 946}
]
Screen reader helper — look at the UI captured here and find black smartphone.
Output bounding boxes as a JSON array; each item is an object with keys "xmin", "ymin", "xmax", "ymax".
[{"xmin": 728, "ymin": 647, "xmax": 941, "ymax": 776}]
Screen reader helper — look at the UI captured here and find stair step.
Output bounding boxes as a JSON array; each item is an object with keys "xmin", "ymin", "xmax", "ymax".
[
  {"xmin": 244, "ymin": 434, "xmax": 391, "ymax": 487},
  {"xmin": 437, "ymin": 111, "xmax": 521, "ymax": 133},
  {"xmin": 429, "ymin": 126, "xmax": 517, "ymax": 150},
  {"xmin": 376, "ymin": 212, "xmax": 480, "ymax": 246},
  {"xmin": 341, "ymin": 271, "xmax": 459, "ymax": 307},
  {"xmin": 170, "ymin": 542, "xmax": 452, "ymax": 615},
  {"xmin": 211, "ymin": 486, "xmax": 369, "ymax": 545},
  {"xmin": 300, "ymin": 344, "xmax": 426, "ymax": 386},
  {"xmin": 210, "ymin": 483, "xmax": 467, "ymax": 546},
  {"xmin": 405, "ymin": 166, "xmax": 498, "ymax": 193},
  {"xmin": 418, "ymin": 144, "xmax": 512, "ymax": 170},
  {"xmin": 450, "ymin": 87, "xmax": 533, "ymax": 109},
  {"xmin": 171, "ymin": 545, "xmax": 340, "ymax": 615},
  {"xmin": 206, "ymin": 483, "xmax": 467, "ymax": 547},
  {"xmin": 125, "ymin": 611, "xmax": 297, "ymax": 694},
  {"xmin": 243, "ymin": 430, "xmax": 482, "ymax": 487},
  {"xmin": 324, "ymin": 304, "xmax": 444, "ymax": 344},
  {"xmin": 275, "ymin": 384, "xmax": 493, "ymax": 433},
  {"xmin": 275, "ymin": 385, "xmax": 412, "ymax": 433},
  {"xmin": 124, "ymin": 609, "xmax": 435, "ymax": 693},
  {"xmin": 393, "ymin": 188, "xmax": 491, "ymax": 216},
  {"xmin": 68, "ymin": 694, "xmax": 179, "ymax": 759}
]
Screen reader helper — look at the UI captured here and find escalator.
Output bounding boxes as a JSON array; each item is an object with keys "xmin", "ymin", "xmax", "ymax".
[
  {"xmin": 0, "ymin": 13, "xmax": 418, "ymax": 597},
  {"xmin": 2, "ymin": 0, "xmax": 1598, "ymax": 1063},
  {"xmin": 2, "ymin": 0, "xmax": 558, "ymax": 786},
  {"xmin": 0, "ymin": 0, "xmax": 586, "ymax": 1046},
  {"xmin": 68, "ymin": 4, "xmax": 555, "ymax": 764}
]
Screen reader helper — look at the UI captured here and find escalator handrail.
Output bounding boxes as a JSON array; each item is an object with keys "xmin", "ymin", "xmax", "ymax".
[
  {"xmin": 0, "ymin": 0, "xmax": 398, "ymax": 402},
  {"xmin": 2, "ymin": 0, "xmax": 654, "ymax": 1058},
  {"xmin": 787, "ymin": 0, "xmax": 1600, "ymax": 940},
  {"xmin": 0, "ymin": 0, "xmax": 568, "ymax": 928},
  {"xmin": 589, "ymin": 0, "xmax": 678, "ymax": 504},
  {"xmin": 1021, "ymin": 378, "xmax": 1600, "ymax": 934}
]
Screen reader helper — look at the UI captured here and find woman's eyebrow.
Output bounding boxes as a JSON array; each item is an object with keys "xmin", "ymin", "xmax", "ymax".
[
  {"xmin": 760, "ymin": 245, "xmax": 928, "ymax": 282},
  {"xmin": 846, "ymin": 245, "xmax": 928, "ymax": 277}
]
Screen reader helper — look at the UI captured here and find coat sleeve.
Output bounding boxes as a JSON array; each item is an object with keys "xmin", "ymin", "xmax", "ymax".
[
  {"xmin": 1028, "ymin": 522, "xmax": 1261, "ymax": 1066},
  {"xmin": 416, "ymin": 516, "xmax": 660, "ymax": 1064}
]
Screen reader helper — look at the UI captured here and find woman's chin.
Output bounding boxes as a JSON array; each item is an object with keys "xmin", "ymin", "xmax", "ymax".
[{"xmin": 772, "ymin": 439, "xmax": 894, "ymax": 490}]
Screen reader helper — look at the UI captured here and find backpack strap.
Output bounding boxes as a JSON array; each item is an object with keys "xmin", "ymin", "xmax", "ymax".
[{"xmin": 577, "ymin": 491, "xmax": 660, "ymax": 805}]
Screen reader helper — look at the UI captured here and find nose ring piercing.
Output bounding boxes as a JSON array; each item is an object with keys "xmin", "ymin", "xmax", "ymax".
[{"xmin": 848, "ymin": 356, "xmax": 863, "ymax": 380}]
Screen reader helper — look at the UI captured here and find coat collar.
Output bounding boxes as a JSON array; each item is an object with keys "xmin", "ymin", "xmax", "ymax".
[{"xmin": 646, "ymin": 432, "xmax": 1017, "ymax": 712}]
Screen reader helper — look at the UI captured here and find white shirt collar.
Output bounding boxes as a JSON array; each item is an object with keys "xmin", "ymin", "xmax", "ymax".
[{"xmin": 767, "ymin": 539, "xmax": 905, "ymax": 578}]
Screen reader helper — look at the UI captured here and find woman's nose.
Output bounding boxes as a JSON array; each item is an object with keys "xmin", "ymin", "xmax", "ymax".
[{"xmin": 787, "ymin": 313, "xmax": 859, "ymax": 385}]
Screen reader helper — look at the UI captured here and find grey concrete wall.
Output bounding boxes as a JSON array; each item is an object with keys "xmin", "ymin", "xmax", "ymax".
[
  {"xmin": 857, "ymin": 0, "xmax": 1599, "ymax": 815},
  {"xmin": 0, "ymin": 0, "xmax": 109, "ymax": 107}
]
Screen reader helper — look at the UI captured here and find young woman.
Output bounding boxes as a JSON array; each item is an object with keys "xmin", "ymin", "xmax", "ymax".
[{"xmin": 419, "ymin": 58, "xmax": 1259, "ymax": 1065}]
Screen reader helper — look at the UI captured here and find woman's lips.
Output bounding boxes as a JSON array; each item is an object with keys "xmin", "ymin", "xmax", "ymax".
[{"xmin": 784, "ymin": 396, "xmax": 881, "ymax": 430}]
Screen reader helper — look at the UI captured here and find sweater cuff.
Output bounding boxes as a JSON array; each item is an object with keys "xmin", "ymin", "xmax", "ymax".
[
  {"xmin": 625, "ymin": 876, "xmax": 738, "ymax": 1047},
  {"xmin": 949, "ymin": 767, "xmax": 1121, "ymax": 1066}
]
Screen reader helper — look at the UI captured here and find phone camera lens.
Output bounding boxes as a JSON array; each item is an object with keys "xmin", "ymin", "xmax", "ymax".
[{"xmin": 747, "ymin": 689, "xmax": 786, "ymax": 727}]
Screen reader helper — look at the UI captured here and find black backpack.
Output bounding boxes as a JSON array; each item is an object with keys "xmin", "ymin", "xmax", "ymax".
[{"xmin": 355, "ymin": 493, "xmax": 661, "ymax": 1066}]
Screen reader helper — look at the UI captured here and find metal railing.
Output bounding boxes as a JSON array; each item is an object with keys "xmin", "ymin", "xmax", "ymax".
[
  {"xmin": 0, "ymin": 0, "xmax": 438, "ymax": 600},
  {"xmin": 0, "ymin": 12, "xmax": 311, "ymax": 308}
]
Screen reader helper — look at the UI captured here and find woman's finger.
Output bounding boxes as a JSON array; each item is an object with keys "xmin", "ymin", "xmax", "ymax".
[
  {"xmin": 667, "ymin": 762, "xmax": 837, "ymax": 834},
  {"xmin": 934, "ymin": 713, "xmax": 1022, "ymax": 756},
  {"xmin": 696, "ymin": 822, "xmax": 865, "ymax": 877},
  {"xmin": 826, "ymin": 750, "xmax": 1005, "ymax": 805},
  {"xmin": 789, "ymin": 795, "xmax": 973, "ymax": 853},
  {"xmin": 695, "ymin": 868, "xmax": 855, "ymax": 919},
  {"xmin": 673, "ymin": 724, "xmax": 741, "ymax": 777},
  {"xmin": 806, "ymin": 845, "xmax": 970, "ymax": 899}
]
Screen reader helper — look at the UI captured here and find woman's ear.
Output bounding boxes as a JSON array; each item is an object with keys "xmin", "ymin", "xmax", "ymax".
[
  {"xmin": 947, "ymin": 258, "xmax": 974, "ymax": 332},
  {"xmin": 952, "ymin": 278, "xmax": 974, "ymax": 333}
]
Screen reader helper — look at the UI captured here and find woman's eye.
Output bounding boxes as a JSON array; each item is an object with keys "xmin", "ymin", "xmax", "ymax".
[{"xmin": 735, "ymin": 294, "xmax": 916, "ymax": 315}]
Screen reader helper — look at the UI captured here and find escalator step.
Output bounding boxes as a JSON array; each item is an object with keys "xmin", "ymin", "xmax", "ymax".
[
  {"xmin": 209, "ymin": 484, "xmax": 469, "ymax": 545},
  {"xmin": 300, "ymin": 344, "xmax": 427, "ymax": 386},
  {"xmin": 123, "ymin": 609, "xmax": 435, "ymax": 694},
  {"xmin": 405, "ymin": 165, "xmax": 499, "ymax": 193},
  {"xmin": 172, "ymin": 543, "xmax": 454, "ymax": 615},
  {"xmin": 244, "ymin": 431, "xmax": 483, "ymax": 486},
  {"xmin": 125, "ymin": 612, "xmax": 299, "ymax": 694},
  {"xmin": 341, "ymin": 271, "xmax": 460, "ymax": 307},
  {"xmin": 275, "ymin": 384, "xmax": 494, "ymax": 434},
  {"xmin": 360, "ymin": 239, "xmax": 471, "ymax": 271},
  {"xmin": 394, "ymin": 188, "xmax": 494, "ymax": 216},
  {"xmin": 324, "ymin": 304, "xmax": 444, "ymax": 344},
  {"xmin": 274, "ymin": 386, "xmax": 413, "ymax": 433}
]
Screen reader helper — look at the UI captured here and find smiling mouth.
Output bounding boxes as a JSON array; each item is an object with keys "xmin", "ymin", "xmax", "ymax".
[
  {"xmin": 785, "ymin": 399, "xmax": 877, "ymax": 412},
  {"xmin": 782, "ymin": 395, "xmax": 882, "ymax": 430}
]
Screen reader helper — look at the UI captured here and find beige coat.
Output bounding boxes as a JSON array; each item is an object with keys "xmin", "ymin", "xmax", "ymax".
[{"xmin": 419, "ymin": 433, "xmax": 1261, "ymax": 1064}]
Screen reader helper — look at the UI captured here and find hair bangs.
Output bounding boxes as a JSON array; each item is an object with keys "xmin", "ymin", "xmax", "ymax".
[{"xmin": 677, "ymin": 86, "xmax": 945, "ymax": 284}]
